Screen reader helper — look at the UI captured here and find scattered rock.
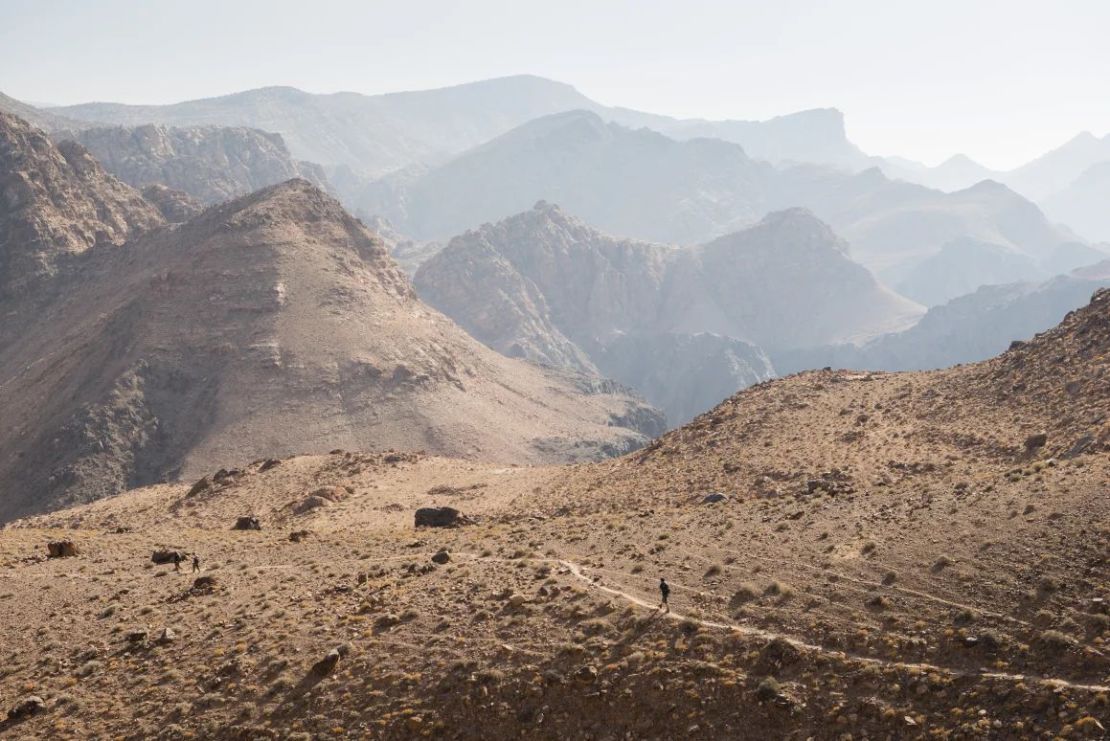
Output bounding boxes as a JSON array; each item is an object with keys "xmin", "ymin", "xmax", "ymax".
[
  {"xmin": 126, "ymin": 628, "xmax": 149, "ymax": 643},
  {"xmin": 292, "ymin": 495, "xmax": 330, "ymax": 514},
  {"xmin": 1025, "ymin": 432, "xmax": 1048, "ymax": 451},
  {"xmin": 7, "ymin": 695, "xmax": 45, "ymax": 721},
  {"xmin": 310, "ymin": 649, "xmax": 341, "ymax": 678},
  {"xmin": 157, "ymin": 627, "xmax": 176, "ymax": 644},
  {"xmin": 574, "ymin": 665, "xmax": 598, "ymax": 683},
  {"xmin": 415, "ymin": 506, "xmax": 460, "ymax": 528},
  {"xmin": 701, "ymin": 492, "xmax": 727, "ymax": 504},
  {"xmin": 192, "ymin": 575, "xmax": 218, "ymax": 592},
  {"xmin": 151, "ymin": 549, "xmax": 185, "ymax": 564},
  {"xmin": 1063, "ymin": 435, "xmax": 1094, "ymax": 458},
  {"xmin": 47, "ymin": 540, "xmax": 78, "ymax": 558},
  {"xmin": 186, "ymin": 476, "xmax": 210, "ymax": 497},
  {"xmin": 431, "ymin": 548, "xmax": 451, "ymax": 564},
  {"xmin": 233, "ymin": 516, "xmax": 262, "ymax": 531},
  {"xmin": 289, "ymin": 530, "xmax": 311, "ymax": 543}
]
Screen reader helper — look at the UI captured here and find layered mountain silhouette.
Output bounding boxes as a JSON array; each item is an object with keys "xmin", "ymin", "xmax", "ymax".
[
  {"xmin": 774, "ymin": 169, "xmax": 1090, "ymax": 296},
  {"xmin": 1043, "ymin": 161, "xmax": 1110, "ymax": 243},
  {"xmin": 361, "ymin": 110, "xmax": 771, "ymax": 244},
  {"xmin": 57, "ymin": 124, "xmax": 329, "ymax": 205},
  {"xmin": 775, "ymin": 262, "xmax": 1110, "ymax": 374},
  {"xmin": 0, "ymin": 114, "xmax": 663, "ymax": 520},
  {"xmin": 46, "ymin": 76, "xmax": 868, "ymax": 177},
  {"xmin": 414, "ymin": 202, "xmax": 919, "ymax": 423},
  {"xmin": 357, "ymin": 112, "xmax": 1089, "ymax": 302}
]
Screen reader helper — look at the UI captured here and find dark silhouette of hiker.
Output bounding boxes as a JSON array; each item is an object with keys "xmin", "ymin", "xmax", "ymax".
[
  {"xmin": 192, "ymin": 554, "xmax": 201, "ymax": 573},
  {"xmin": 659, "ymin": 578, "xmax": 670, "ymax": 612},
  {"xmin": 172, "ymin": 552, "xmax": 182, "ymax": 572}
]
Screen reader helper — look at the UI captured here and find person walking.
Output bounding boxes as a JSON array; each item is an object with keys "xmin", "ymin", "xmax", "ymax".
[
  {"xmin": 192, "ymin": 554, "xmax": 201, "ymax": 573},
  {"xmin": 659, "ymin": 577, "xmax": 670, "ymax": 613},
  {"xmin": 172, "ymin": 552, "xmax": 182, "ymax": 572}
]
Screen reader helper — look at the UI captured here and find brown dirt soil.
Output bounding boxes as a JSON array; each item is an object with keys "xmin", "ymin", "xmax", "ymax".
[{"xmin": 1, "ymin": 292, "xmax": 1108, "ymax": 739}]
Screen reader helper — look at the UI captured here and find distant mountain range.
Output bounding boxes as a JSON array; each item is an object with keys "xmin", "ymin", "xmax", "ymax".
[
  {"xmin": 0, "ymin": 111, "xmax": 661, "ymax": 520},
  {"xmin": 44, "ymin": 75, "xmax": 868, "ymax": 177},
  {"xmin": 414, "ymin": 202, "xmax": 919, "ymax": 424},
  {"xmin": 359, "ymin": 109, "xmax": 1092, "ymax": 305}
]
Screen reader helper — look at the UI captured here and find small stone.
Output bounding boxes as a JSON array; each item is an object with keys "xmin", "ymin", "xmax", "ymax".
[
  {"xmin": 157, "ymin": 627, "xmax": 176, "ymax": 644},
  {"xmin": 431, "ymin": 548, "xmax": 451, "ymax": 564}
]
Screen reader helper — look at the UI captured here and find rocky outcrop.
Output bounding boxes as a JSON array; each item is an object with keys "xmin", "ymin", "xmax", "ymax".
[
  {"xmin": 0, "ymin": 112, "xmax": 163, "ymax": 298},
  {"xmin": 416, "ymin": 203, "xmax": 919, "ymax": 424},
  {"xmin": 57, "ymin": 123, "xmax": 330, "ymax": 204},
  {"xmin": 141, "ymin": 184, "xmax": 202, "ymax": 222}
]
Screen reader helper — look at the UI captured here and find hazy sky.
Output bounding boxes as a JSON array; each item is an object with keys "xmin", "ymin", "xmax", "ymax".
[{"xmin": 2, "ymin": 0, "xmax": 1108, "ymax": 168}]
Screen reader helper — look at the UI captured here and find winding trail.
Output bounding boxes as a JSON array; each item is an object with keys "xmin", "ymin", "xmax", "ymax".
[{"xmin": 529, "ymin": 556, "xmax": 1110, "ymax": 695}]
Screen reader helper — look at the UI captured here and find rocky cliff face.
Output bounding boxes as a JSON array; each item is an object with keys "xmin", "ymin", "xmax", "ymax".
[
  {"xmin": 0, "ymin": 176, "xmax": 661, "ymax": 521},
  {"xmin": 56, "ymin": 123, "xmax": 330, "ymax": 205},
  {"xmin": 415, "ymin": 203, "xmax": 918, "ymax": 424},
  {"xmin": 0, "ymin": 112, "xmax": 163, "ymax": 298}
]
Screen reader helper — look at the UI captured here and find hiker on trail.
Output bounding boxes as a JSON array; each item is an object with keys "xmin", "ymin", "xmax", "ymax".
[
  {"xmin": 659, "ymin": 577, "xmax": 670, "ymax": 613},
  {"xmin": 172, "ymin": 552, "xmax": 182, "ymax": 572},
  {"xmin": 192, "ymin": 554, "xmax": 201, "ymax": 573}
]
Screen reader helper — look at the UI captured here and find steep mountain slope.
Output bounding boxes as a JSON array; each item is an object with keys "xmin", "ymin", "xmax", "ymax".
[
  {"xmin": 57, "ymin": 124, "xmax": 330, "ymax": 204},
  {"xmin": 0, "ymin": 112, "xmax": 163, "ymax": 299},
  {"xmin": 0, "ymin": 178, "xmax": 661, "ymax": 521},
  {"xmin": 774, "ymin": 168, "xmax": 1085, "ymax": 284},
  {"xmin": 1005, "ymin": 131, "xmax": 1110, "ymax": 202},
  {"xmin": 370, "ymin": 110, "xmax": 771, "ymax": 243},
  {"xmin": 415, "ymin": 203, "xmax": 919, "ymax": 423},
  {"xmin": 606, "ymin": 106, "xmax": 870, "ymax": 169},
  {"xmin": 775, "ymin": 266, "xmax": 1110, "ymax": 373},
  {"xmin": 0, "ymin": 90, "xmax": 87, "ymax": 132},
  {"xmin": 1043, "ymin": 161, "xmax": 1110, "ymax": 243},
  {"xmin": 3, "ymin": 291, "xmax": 1107, "ymax": 740},
  {"xmin": 878, "ymin": 153, "xmax": 1000, "ymax": 192},
  {"xmin": 893, "ymin": 238, "xmax": 1045, "ymax": 307}
]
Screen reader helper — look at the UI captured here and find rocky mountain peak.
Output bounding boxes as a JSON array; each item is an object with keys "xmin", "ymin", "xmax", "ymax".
[{"xmin": 0, "ymin": 111, "xmax": 163, "ymax": 297}]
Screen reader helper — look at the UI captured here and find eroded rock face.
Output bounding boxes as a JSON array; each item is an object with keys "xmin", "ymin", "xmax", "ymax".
[
  {"xmin": 141, "ymin": 184, "xmax": 202, "ymax": 222},
  {"xmin": 416, "ymin": 202, "xmax": 914, "ymax": 424},
  {"xmin": 0, "ymin": 111, "xmax": 163, "ymax": 298},
  {"xmin": 59, "ymin": 124, "xmax": 331, "ymax": 205}
]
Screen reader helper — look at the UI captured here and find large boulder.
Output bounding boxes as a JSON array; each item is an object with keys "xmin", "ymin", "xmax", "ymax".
[
  {"xmin": 233, "ymin": 515, "xmax": 261, "ymax": 531},
  {"xmin": 47, "ymin": 540, "xmax": 79, "ymax": 558},
  {"xmin": 151, "ymin": 549, "xmax": 185, "ymax": 564},
  {"xmin": 414, "ymin": 506, "xmax": 460, "ymax": 528}
]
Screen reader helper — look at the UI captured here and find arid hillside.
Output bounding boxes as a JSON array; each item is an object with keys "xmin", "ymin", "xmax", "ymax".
[
  {"xmin": 0, "ymin": 111, "xmax": 163, "ymax": 298},
  {"xmin": 0, "ymin": 115, "xmax": 663, "ymax": 521},
  {"xmin": 2, "ymin": 290, "xmax": 1106, "ymax": 739}
]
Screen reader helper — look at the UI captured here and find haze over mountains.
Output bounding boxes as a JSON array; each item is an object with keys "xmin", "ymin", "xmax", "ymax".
[
  {"xmin": 0, "ymin": 113, "xmax": 661, "ymax": 520},
  {"xmin": 0, "ymin": 75, "xmax": 1107, "ymax": 499},
  {"xmin": 2, "ymin": 50, "xmax": 1110, "ymax": 739}
]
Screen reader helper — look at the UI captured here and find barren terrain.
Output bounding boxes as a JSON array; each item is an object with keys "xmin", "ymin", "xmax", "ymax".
[{"xmin": 2, "ymin": 291, "xmax": 1107, "ymax": 739}]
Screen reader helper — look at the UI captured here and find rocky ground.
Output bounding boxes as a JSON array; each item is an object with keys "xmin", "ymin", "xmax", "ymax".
[{"xmin": 1, "ymin": 292, "xmax": 1108, "ymax": 739}]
